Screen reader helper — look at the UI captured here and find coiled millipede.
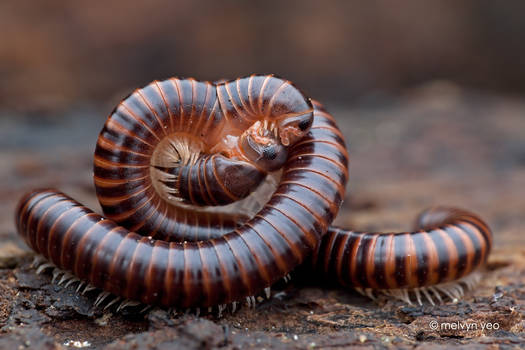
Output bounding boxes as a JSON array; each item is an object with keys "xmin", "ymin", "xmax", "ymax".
[{"xmin": 15, "ymin": 75, "xmax": 492, "ymax": 314}]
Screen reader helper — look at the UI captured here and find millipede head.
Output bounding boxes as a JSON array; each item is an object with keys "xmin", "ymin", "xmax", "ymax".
[{"xmin": 238, "ymin": 121, "xmax": 289, "ymax": 172}]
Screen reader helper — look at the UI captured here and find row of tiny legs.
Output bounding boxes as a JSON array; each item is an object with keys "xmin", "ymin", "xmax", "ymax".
[
  {"xmin": 31, "ymin": 255, "xmax": 290, "ymax": 318},
  {"xmin": 353, "ymin": 272, "xmax": 482, "ymax": 306},
  {"xmin": 32, "ymin": 255, "xmax": 481, "ymax": 316}
]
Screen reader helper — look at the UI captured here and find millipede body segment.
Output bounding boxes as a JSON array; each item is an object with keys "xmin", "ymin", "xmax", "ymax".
[
  {"xmin": 313, "ymin": 207, "xmax": 492, "ymax": 291},
  {"xmin": 15, "ymin": 75, "xmax": 492, "ymax": 310}
]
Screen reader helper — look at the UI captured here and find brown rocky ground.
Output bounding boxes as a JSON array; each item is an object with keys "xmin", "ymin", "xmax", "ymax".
[{"xmin": 0, "ymin": 83, "xmax": 524, "ymax": 349}]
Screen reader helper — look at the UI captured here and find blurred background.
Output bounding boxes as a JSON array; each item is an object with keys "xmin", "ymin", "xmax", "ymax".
[
  {"xmin": 2, "ymin": 0, "xmax": 525, "ymax": 112},
  {"xmin": 0, "ymin": 0, "xmax": 524, "ymax": 241}
]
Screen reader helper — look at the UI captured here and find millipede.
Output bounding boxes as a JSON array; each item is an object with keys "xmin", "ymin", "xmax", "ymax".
[{"xmin": 15, "ymin": 74, "xmax": 492, "ymax": 313}]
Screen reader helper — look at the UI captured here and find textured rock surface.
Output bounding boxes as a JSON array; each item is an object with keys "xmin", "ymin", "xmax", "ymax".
[{"xmin": 0, "ymin": 86, "xmax": 524, "ymax": 348}]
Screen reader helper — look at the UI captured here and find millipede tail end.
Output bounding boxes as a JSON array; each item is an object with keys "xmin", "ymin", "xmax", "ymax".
[{"xmin": 314, "ymin": 207, "xmax": 492, "ymax": 305}]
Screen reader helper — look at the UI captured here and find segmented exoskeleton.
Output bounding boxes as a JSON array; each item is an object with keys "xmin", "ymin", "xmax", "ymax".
[
  {"xmin": 313, "ymin": 207, "xmax": 492, "ymax": 304},
  {"xmin": 15, "ymin": 75, "xmax": 492, "ymax": 311}
]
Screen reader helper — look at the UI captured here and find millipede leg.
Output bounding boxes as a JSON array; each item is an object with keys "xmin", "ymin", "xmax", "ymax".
[
  {"xmin": 36, "ymin": 263, "xmax": 54, "ymax": 275},
  {"xmin": 116, "ymin": 299, "xmax": 140, "ymax": 312},
  {"xmin": 429, "ymin": 286, "xmax": 443, "ymax": 304},
  {"xmin": 76, "ymin": 282, "xmax": 85, "ymax": 293},
  {"xmin": 82, "ymin": 284, "xmax": 97, "ymax": 295},
  {"xmin": 64, "ymin": 277, "xmax": 80, "ymax": 288},
  {"xmin": 414, "ymin": 289, "xmax": 423, "ymax": 306},
  {"xmin": 217, "ymin": 304, "xmax": 225, "ymax": 318},
  {"xmin": 264, "ymin": 287, "xmax": 271, "ymax": 299},
  {"xmin": 420, "ymin": 287, "xmax": 435, "ymax": 306},
  {"xmin": 140, "ymin": 305, "xmax": 152, "ymax": 314},
  {"xmin": 51, "ymin": 269, "xmax": 64, "ymax": 283},
  {"xmin": 94, "ymin": 291, "xmax": 111, "ymax": 307},
  {"xmin": 402, "ymin": 289, "xmax": 412, "ymax": 305},
  {"xmin": 104, "ymin": 296, "xmax": 121, "ymax": 310},
  {"xmin": 436, "ymin": 285, "xmax": 457, "ymax": 302},
  {"xmin": 364, "ymin": 288, "xmax": 376, "ymax": 301},
  {"xmin": 58, "ymin": 272, "xmax": 74, "ymax": 286},
  {"xmin": 31, "ymin": 255, "xmax": 46, "ymax": 268}
]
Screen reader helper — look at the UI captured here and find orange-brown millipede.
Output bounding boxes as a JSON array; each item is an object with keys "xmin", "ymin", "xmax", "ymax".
[{"xmin": 15, "ymin": 75, "xmax": 492, "ymax": 311}]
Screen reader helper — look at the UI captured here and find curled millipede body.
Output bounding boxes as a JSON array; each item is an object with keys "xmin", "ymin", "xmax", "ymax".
[
  {"xmin": 16, "ymin": 75, "xmax": 347, "ymax": 309},
  {"xmin": 15, "ymin": 74, "xmax": 492, "ymax": 310},
  {"xmin": 94, "ymin": 76, "xmax": 316, "ymax": 242}
]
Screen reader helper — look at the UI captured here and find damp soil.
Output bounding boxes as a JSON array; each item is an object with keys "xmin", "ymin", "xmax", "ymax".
[{"xmin": 0, "ymin": 84, "xmax": 524, "ymax": 349}]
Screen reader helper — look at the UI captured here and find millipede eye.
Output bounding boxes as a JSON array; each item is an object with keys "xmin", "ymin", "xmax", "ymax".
[
  {"xmin": 263, "ymin": 146, "xmax": 277, "ymax": 160},
  {"xmin": 298, "ymin": 119, "xmax": 310, "ymax": 131}
]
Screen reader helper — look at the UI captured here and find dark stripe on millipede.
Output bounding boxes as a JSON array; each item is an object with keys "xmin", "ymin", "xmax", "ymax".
[
  {"xmin": 326, "ymin": 228, "xmax": 347, "ymax": 280},
  {"xmin": 393, "ymin": 233, "xmax": 408, "ymax": 287},
  {"xmin": 372, "ymin": 233, "xmax": 389, "ymax": 289},
  {"xmin": 411, "ymin": 232, "xmax": 430, "ymax": 286},
  {"xmin": 73, "ymin": 219, "xmax": 115, "ymax": 281},
  {"xmin": 457, "ymin": 223, "xmax": 483, "ymax": 269},
  {"xmin": 340, "ymin": 231, "xmax": 360, "ymax": 287},
  {"xmin": 354, "ymin": 233, "xmax": 374, "ymax": 288},
  {"xmin": 428, "ymin": 228, "xmax": 451, "ymax": 283},
  {"xmin": 442, "ymin": 225, "xmax": 468, "ymax": 279}
]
